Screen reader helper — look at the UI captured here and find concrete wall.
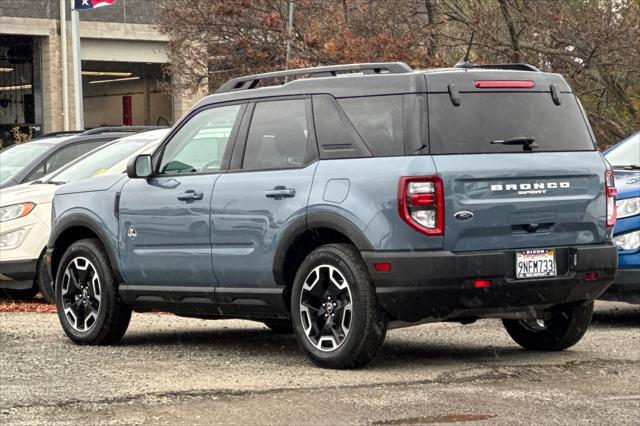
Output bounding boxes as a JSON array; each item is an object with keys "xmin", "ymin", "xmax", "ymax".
[{"xmin": 0, "ymin": 5, "xmax": 204, "ymax": 133}]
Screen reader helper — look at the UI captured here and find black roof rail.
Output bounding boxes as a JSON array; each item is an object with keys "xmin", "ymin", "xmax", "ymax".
[
  {"xmin": 34, "ymin": 130, "xmax": 83, "ymax": 139},
  {"xmin": 80, "ymin": 126, "xmax": 168, "ymax": 136},
  {"xmin": 458, "ymin": 63, "xmax": 540, "ymax": 72},
  {"xmin": 216, "ymin": 62, "xmax": 413, "ymax": 93}
]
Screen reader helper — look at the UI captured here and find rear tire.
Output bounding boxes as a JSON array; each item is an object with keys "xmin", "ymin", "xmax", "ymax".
[
  {"xmin": 291, "ymin": 244, "xmax": 387, "ymax": 369},
  {"xmin": 55, "ymin": 239, "xmax": 131, "ymax": 345},
  {"xmin": 503, "ymin": 301, "xmax": 594, "ymax": 351}
]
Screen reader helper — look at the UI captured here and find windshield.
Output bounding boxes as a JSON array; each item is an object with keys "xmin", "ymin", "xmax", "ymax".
[
  {"xmin": 605, "ymin": 133, "xmax": 640, "ymax": 168},
  {"xmin": 50, "ymin": 137, "xmax": 153, "ymax": 184},
  {"xmin": 0, "ymin": 143, "xmax": 53, "ymax": 185}
]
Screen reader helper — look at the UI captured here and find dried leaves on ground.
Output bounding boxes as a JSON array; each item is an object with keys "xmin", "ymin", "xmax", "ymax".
[{"xmin": 0, "ymin": 298, "xmax": 56, "ymax": 313}]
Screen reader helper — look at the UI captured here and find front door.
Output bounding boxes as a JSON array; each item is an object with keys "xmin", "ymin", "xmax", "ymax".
[
  {"xmin": 210, "ymin": 98, "xmax": 318, "ymax": 315},
  {"xmin": 118, "ymin": 103, "xmax": 246, "ymax": 287}
]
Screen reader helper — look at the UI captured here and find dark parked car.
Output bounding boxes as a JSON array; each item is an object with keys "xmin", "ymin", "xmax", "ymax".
[
  {"xmin": 0, "ymin": 128, "xmax": 159, "ymax": 189},
  {"xmin": 47, "ymin": 62, "xmax": 617, "ymax": 369}
]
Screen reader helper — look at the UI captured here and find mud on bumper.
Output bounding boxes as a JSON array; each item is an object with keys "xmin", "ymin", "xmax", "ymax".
[{"xmin": 362, "ymin": 244, "xmax": 618, "ymax": 322}]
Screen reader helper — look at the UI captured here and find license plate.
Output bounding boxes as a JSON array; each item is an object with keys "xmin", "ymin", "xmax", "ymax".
[{"xmin": 516, "ymin": 249, "xmax": 556, "ymax": 279}]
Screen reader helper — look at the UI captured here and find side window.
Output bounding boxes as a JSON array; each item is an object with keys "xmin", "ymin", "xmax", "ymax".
[
  {"xmin": 159, "ymin": 104, "xmax": 243, "ymax": 174},
  {"xmin": 242, "ymin": 99, "xmax": 312, "ymax": 170},
  {"xmin": 312, "ymin": 95, "xmax": 372, "ymax": 160},
  {"xmin": 26, "ymin": 141, "xmax": 104, "ymax": 181},
  {"xmin": 338, "ymin": 95, "xmax": 404, "ymax": 156}
]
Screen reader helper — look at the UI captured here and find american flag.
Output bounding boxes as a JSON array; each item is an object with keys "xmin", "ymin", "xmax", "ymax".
[{"xmin": 74, "ymin": 0, "xmax": 118, "ymax": 10}]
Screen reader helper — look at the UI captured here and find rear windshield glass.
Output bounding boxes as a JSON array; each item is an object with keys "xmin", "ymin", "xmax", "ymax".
[
  {"xmin": 605, "ymin": 133, "xmax": 639, "ymax": 168},
  {"xmin": 428, "ymin": 93, "xmax": 595, "ymax": 154}
]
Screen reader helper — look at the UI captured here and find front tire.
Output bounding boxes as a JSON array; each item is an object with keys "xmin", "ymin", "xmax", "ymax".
[
  {"xmin": 291, "ymin": 244, "xmax": 387, "ymax": 369},
  {"xmin": 55, "ymin": 239, "xmax": 131, "ymax": 345},
  {"xmin": 503, "ymin": 301, "xmax": 594, "ymax": 351}
]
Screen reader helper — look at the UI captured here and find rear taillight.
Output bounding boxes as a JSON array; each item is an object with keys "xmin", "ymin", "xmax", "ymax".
[
  {"xmin": 398, "ymin": 176, "xmax": 444, "ymax": 236},
  {"xmin": 605, "ymin": 170, "xmax": 617, "ymax": 227}
]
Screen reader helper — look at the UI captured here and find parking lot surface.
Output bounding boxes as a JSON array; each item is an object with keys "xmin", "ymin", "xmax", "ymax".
[{"xmin": 1, "ymin": 301, "xmax": 638, "ymax": 425}]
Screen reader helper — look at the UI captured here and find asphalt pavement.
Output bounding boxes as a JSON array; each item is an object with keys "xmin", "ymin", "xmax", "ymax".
[{"xmin": 1, "ymin": 301, "xmax": 638, "ymax": 425}]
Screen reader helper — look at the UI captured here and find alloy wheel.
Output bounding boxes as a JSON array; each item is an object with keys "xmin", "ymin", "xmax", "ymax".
[
  {"xmin": 299, "ymin": 264, "xmax": 353, "ymax": 352},
  {"xmin": 61, "ymin": 257, "xmax": 102, "ymax": 332}
]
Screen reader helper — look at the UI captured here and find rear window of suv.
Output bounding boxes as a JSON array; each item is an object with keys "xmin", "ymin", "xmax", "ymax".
[{"xmin": 428, "ymin": 92, "xmax": 595, "ymax": 154}]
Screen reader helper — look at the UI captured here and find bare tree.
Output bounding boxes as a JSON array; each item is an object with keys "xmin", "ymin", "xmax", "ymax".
[{"xmin": 158, "ymin": 0, "xmax": 639, "ymax": 146}]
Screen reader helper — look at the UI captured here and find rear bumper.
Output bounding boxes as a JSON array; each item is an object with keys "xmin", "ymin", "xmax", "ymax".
[
  {"xmin": 599, "ymin": 269, "xmax": 640, "ymax": 303},
  {"xmin": 0, "ymin": 259, "xmax": 37, "ymax": 289},
  {"xmin": 362, "ymin": 244, "xmax": 618, "ymax": 322}
]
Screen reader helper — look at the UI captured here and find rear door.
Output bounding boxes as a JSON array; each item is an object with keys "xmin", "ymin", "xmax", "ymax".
[
  {"xmin": 210, "ymin": 97, "xmax": 318, "ymax": 315},
  {"xmin": 426, "ymin": 71, "xmax": 608, "ymax": 253}
]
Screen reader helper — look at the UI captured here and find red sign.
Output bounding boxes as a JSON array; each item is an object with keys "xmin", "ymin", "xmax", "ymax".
[{"xmin": 122, "ymin": 95, "xmax": 132, "ymax": 126}]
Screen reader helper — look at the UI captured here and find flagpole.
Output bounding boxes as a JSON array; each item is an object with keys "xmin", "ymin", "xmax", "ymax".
[
  {"xmin": 60, "ymin": 0, "xmax": 69, "ymax": 131},
  {"xmin": 70, "ymin": 0, "xmax": 84, "ymax": 130}
]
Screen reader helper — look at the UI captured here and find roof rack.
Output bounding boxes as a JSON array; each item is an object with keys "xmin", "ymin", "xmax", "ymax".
[
  {"xmin": 81, "ymin": 126, "xmax": 168, "ymax": 136},
  {"xmin": 216, "ymin": 62, "xmax": 413, "ymax": 94},
  {"xmin": 457, "ymin": 63, "xmax": 540, "ymax": 72},
  {"xmin": 34, "ymin": 130, "xmax": 83, "ymax": 139}
]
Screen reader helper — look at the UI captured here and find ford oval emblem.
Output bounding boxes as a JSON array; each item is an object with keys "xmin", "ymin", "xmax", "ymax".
[{"xmin": 453, "ymin": 211, "xmax": 474, "ymax": 221}]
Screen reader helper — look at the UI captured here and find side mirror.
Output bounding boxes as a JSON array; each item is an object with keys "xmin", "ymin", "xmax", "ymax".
[{"xmin": 126, "ymin": 154, "xmax": 153, "ymax": 179}]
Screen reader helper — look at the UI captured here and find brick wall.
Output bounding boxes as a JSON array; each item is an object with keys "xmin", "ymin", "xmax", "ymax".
[{"xmin": 0, "ymin": 0, "xmax": 158, "ymax": 25}]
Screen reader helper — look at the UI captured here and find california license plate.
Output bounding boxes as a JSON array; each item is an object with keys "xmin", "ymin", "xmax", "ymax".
[{"xmin": 516, "ymin": 249, "xmax": 556, "ymax": 279}]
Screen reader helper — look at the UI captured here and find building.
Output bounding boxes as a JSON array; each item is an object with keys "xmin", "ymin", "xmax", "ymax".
[{"xmin": 0, "ymin": 0, "xmax": 200, "ymax": 144}]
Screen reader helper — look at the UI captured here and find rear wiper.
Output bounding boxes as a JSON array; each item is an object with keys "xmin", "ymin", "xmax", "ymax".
[
  {"xmin": 490, "ymin": 137, "xmax": 538, "ymax": 151},
  {"xmin": 612, "ymin": 164, "xmax": 640, "ymax": 170},
  {"xmin": 45, "ymin": 180, "xmax": 66, "ymax": 185}
]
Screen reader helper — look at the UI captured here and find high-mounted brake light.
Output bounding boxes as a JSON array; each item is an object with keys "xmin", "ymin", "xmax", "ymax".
[
  {"xmin": 398, "ymin": 176, "xmax": 444, "ymax": 236},
  {"xmin": 605, "ymin": 170, "xmax": 617, "ymax": 227},
  {"xmin": 474, "ymin": 80, "xmax": 535, "ymax": 89}
]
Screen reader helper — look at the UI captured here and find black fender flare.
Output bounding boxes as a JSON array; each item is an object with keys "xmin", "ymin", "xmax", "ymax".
[
  {"xmin": 272, "ymin": 212, "xmax": 373, "ymax": 286},
  {"xmin": 49, "ymin": 213, "xmax": 124, "ymax": 283}
]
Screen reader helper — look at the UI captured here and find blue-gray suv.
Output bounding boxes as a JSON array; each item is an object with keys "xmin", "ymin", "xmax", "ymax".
[{"xmin": 46, "ymin": 62, "xmax": 618, "ymax": 369}]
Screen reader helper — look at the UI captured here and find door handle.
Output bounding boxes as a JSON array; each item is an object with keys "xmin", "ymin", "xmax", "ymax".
[
  {"xmin": 265, "ymin": 186, "xmax": 296, "ymax": 199},
  {"xmin": 177, "ymin": 190, "xmax": 204, "ymax": 201}
]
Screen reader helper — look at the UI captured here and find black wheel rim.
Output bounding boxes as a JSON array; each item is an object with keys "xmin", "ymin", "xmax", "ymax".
[
  {"xmin": 299, "ymin": 264, "xmax": 353, "ymax": 352},
  {"xmin": 61, "ymin": 257, "xmax": 101, "ymax": 332}
]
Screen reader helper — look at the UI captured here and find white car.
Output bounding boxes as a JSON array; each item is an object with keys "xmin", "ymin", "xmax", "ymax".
[{"xmin": 0, "ymin": 129, "xmax": 168, "ymax": 302}]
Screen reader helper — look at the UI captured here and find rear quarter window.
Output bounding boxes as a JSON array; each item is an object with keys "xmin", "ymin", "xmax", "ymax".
[
  {"xmin": 428, "ymin": 92, "xmax": 595, "ymax": 154},
  {"xmin": 338, "ymin": 95, "xmax": 404, "ymax": 156}
]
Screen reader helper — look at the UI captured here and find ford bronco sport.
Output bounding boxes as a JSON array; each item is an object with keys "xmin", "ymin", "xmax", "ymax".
[{"xmin": 47, "ymin": 62, "xmax": 618, "ymax": 369}]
